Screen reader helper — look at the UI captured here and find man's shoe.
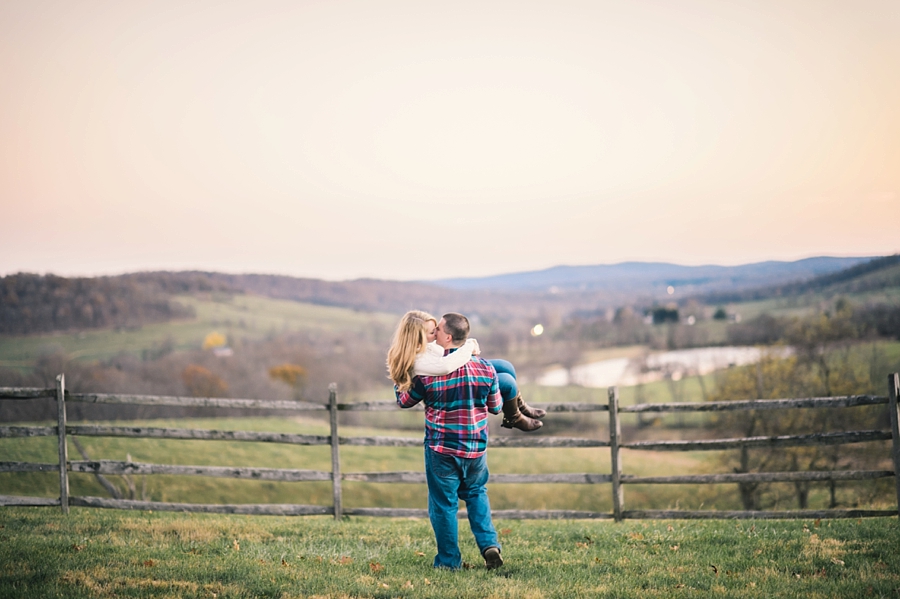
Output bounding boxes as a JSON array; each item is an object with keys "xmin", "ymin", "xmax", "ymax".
[
  {"xmin": 483, "ymin": 546, "xmax": 503, "ymax": 570},
  {"xmin": 501, "ymin": 399, "xmax": 542, "ymax": 431},
  {"xmin": 516, "ymin": 394, "xmax": 546, "ymax": 419}
]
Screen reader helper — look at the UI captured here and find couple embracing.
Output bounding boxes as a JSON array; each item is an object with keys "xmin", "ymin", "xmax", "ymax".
[{"xmin": 386, "ymin": 310, "xmax": 545, "ymax": 570}]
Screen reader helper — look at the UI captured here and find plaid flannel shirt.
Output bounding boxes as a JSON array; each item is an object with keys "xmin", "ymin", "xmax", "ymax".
[{"xmin": 396, "ymin": 352, "xmax": 503, "ymax": 458}]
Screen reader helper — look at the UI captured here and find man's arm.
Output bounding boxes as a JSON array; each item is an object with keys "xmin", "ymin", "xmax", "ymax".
[
  {"xmin": 396, "ymin": 376, "xmax": 426, "ymax": 409},
  {"xmin": 487, "ymin": 371, "xmax": 503, "ymax": 415}
]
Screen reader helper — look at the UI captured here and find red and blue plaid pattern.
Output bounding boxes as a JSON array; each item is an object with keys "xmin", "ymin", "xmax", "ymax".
[{"xmin": 396, "ymin": 354, "xmax": 503, "ymax": 458}]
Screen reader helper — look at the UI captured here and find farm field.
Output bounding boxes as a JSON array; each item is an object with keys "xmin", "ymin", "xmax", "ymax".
[
  {"xmin": 704, "ymin": 271, "xmax": 900, "ymax": 323},
  {"xmin": 0, "ymin": 294, "xmax": 398, "ymax": 368},
  {"xmin": 1, "ymin": 507, "xmax": 898, "ymax": 598}
]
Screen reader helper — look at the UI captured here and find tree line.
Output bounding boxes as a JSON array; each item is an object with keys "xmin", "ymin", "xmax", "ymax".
[
  {"xmin": 710, "ymin": 346, "xmax": 894, "ymax": 512},
  {"xmin": 0, "ymin": 273, "xmax": 195, "ymax": 335},
  {"xmin": 725, "ymin": 300, "xmax": 900, "ymax": 347}
]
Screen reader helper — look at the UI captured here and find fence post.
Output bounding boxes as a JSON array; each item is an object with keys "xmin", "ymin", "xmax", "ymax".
[
  {"xmin": 888, "ymin": 373, "xmax": 900, "ymax": 518},
  {"xmin": 56, "ymin": 374, "xmax": 69, "ymax": 514},
  {"xmin": 329, "ymin": 383, "xmax": 342, "ymax": 520},
  {"xmin": 609, "ymin": 386, "xmax": 623, "ymax": 522}
]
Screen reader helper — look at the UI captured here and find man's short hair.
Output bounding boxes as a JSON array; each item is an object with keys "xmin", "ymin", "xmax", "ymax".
[{"xmin": 441, "ymin": 312, "xmax": 470, "ymax": 344}]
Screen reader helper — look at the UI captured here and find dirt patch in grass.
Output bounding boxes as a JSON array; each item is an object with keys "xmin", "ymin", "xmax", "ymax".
[
  {"xmin": 1, "ymin": 560, "xmax": 33, "ymax": 578},
  {"xmin": 801, "ymin": 533, "xmax": 846, "ymax": 562},
  {"xmin": 116, "ymin": 515, "xmax": 274, "ymax": 544},
  {"xmin": 61, "ymin": 567, "xmax": 235, "ymax": 597},
  {"xmin": 60, "ymin": 569, "xmax": 111, "ymax": 596},
  {"xmin": 484, "ymin": 584, "xmax": 546, "ymax": 599},
  {"xmin": 117, "ymin": 518, "xmax": 220, "ymax": 544}
]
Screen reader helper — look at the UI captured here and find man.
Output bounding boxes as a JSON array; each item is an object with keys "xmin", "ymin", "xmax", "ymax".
[{"xmin": 396, "ymin": 312, "xmax": 504, "ymax": 570}]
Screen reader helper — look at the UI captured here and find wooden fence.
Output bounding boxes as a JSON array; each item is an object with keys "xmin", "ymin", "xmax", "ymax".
[{"xmin": 2, "ymin": 373, "xmax": 899, "ymax": 521}]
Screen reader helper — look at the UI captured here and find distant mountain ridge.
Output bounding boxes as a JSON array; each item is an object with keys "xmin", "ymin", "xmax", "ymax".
[{"xmin": 432, "ymin": 256, "xmax": 873, "ymax": 295}]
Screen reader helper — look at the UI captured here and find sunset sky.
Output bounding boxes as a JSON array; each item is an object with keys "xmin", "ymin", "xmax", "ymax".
[{"xmin": 2, "ymin": 1, "xmax": 898, "ymax": 281}]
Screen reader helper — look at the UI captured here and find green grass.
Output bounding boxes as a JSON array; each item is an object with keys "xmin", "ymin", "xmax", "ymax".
[
  {"xmin": 0, "ymin": 294, "xmax": 398, "ymax": 367},
  {"xmin": 1, "ymin": 507, "xmax": 898, "ymax": 598}
]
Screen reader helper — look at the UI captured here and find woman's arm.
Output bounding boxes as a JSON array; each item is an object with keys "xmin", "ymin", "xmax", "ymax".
[{"xmin": 413, "ymin": 339, "xmax": 478, "ymax": 376}]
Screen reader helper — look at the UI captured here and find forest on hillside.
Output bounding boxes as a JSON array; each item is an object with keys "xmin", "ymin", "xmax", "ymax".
[{"xmin": 0, "ymin": 274, "xmax": 195, "ymax": 335}]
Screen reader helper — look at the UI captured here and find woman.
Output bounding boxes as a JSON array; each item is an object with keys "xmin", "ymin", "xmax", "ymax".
[{"xmin": 387, "ymin": 310, "xmax": 545, "ymax": 431}]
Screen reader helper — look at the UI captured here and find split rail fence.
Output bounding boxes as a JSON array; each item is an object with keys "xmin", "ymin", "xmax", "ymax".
[{"xmin": 2, "ymin": 373, "xmax": 899, "ymax": 521}]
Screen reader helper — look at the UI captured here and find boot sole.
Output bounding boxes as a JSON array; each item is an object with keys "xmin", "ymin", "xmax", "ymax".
[
  {"xmin": 501, "ymin": 420, "xmax": 543, "ymax": 431},
  {"xmin": 483, "ymin": 547, "xmax": 503, "ymax": 570}
]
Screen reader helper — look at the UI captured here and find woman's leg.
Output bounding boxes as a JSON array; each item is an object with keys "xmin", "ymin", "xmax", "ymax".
[
  {"xmin": 489, "ymin": 359, "xmax": 516, "ymax": 380},
  {"xmin": 489, "ymin": 359, "xmax": 546, "ymax": 420},
  {"xmin": 488, "ymin": 360, "xmax": 542, "ymax": 431},
  {"xmin": 488, "ymin": 360, "xmax": 518, "ymax": 403}
]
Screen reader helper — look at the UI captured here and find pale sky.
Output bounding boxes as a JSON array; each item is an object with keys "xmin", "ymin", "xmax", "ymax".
[{"xmin": 1, "ymin": 1, "xmax": 898, "ymax": 281}]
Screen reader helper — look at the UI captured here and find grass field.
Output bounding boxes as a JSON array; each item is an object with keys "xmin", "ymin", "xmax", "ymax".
[
  {"xmin": 1, "ymin": 507, "xmax": 898, "ymax": 598},
  {"xmin": 0, "ymin": 294, "xmax": 398, "ymax": 368}
]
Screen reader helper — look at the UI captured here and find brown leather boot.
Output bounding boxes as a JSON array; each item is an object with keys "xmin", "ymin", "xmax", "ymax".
[
  {"xmin": 501, "ymin": 398, "xmax": 542, "ymax": 431},
  {"xmin": 515, "ymin": 394, "xmax": 546, "ymax": 419}
]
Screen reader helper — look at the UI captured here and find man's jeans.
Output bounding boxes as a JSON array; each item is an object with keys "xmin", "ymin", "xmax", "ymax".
[
  {"xmin": 424, "ymin": 446, "xmax": 500, "ymax": 569},
  {"xmin": 488, "ymin": 359, "xmax": 518, "ymax": 403}
]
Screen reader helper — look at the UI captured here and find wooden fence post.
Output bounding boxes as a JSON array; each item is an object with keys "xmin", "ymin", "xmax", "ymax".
[
  {"xmin": 56, "ymin": 374, "xmax": 69, "ymax": 514},
  {"xmin": 888, "ymin": 373, "xmax": 900, "ymax": 518},
  {"xmin": 609, "ymin": 386, "xmax": 623, "ymax": 522},
  {"xmin": 329, "ymin": 383, "xmax": 342, "ymax": 520}
]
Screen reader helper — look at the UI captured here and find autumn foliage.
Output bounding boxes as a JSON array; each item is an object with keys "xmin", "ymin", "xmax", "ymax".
[
  {"xmin": 268, "ymin": 364, "xmax": 307, "ymax": 388},
  {"xmin": 181, "ymin": 364, "xmax": 228, "ymax": 397},
  {"xmin": 202, "ymin": 331, "xmax": 227, "ymax": 350}
]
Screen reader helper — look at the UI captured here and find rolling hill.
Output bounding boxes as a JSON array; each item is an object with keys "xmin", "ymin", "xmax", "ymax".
[
  {"xmin": 1, "ymin": 255, "xmax": 890, "ymax": 339},
  {"xmin": 696, "ymin": 254, "xmax": 900, "ymax": 304},
  {"xmin": 433, "ymin": 256, "xmax": 872, "ymax": 294}
]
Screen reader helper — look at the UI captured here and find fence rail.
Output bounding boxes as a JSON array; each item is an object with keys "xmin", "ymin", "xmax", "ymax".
[
  {"xmin": 621, "ymin": 395, "xmax": 888, "ymax": 413},
  {"xmin": 1, "ymin": 372, "xmax": 899, "ymax": 521}
]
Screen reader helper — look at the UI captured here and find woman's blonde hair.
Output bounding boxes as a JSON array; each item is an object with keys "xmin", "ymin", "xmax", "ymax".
[{"xmin": 386, "ymin": 310, "xmax": 436, "ymax": 392}]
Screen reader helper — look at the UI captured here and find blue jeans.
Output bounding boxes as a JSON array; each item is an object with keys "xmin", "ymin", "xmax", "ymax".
[
  {"xmin": 488, "ymin": 359, "xmax": 518, "ymax": 404},
  {"xmin": 424, "ymin": 446, "xmax": 500, "ymax": 569}
]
